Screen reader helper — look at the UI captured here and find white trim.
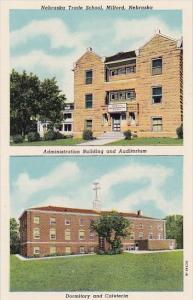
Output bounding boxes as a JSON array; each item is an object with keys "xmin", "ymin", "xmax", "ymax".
[
  {"xmin": 20, "ymin": 241, "xmax": 98, "ymax": 245},
  {"xmin": 105, "ymin": 57, "xmax": 136, "ymax": 65},
  {"xmin": 23, "ymin": 209, "xmax": 164, "ymax": 222}
]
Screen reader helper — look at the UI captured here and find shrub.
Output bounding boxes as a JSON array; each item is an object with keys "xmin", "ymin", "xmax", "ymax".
[
  {"xmin": 97, "ymin": 249, "xmax": 105, "ymax": 255},
  {"xmin": 56, "ymin": 131, "xmax": 65, "ymax": 139},
  {"xmin": 13, "ymin": 134, "xmax": 24, "ymax": 144},
  {"xmin": 176, "ymin": 124, "xmax": 183, "ymax": 139},
  {"xmin": 44, "ymin": 130, "xmax": 57, "ymax": 141},
  {"xmin": 27, "ymin": 131, "xmax": 40, "ymax": 142},
  {"xmin": 123, "ymin": 130, "xmax": 132, "ymax": 140},
  {"xmin": 82, "ymin": 129, "xmax": 93, "ymax": 140}
]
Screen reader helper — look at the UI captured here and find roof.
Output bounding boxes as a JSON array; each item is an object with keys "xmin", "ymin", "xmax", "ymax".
[
  {"xmin": 105, "ymin": 50, "xmax": 136, "ymax": 63},
  {"xmin": 19, "ymin": 205, "xmax": 160, "ymax": 220}
]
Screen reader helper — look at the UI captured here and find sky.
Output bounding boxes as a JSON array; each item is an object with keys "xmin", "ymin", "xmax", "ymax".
[
  {"xmin": 10, "ymin": 156, "xmax": 183, "ymax": 220},
  {"xmin": 10, "ymin": 9, "xmax": 182, "ymax": 100}
]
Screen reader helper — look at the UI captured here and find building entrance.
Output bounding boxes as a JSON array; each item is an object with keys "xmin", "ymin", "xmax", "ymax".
[{"xmin": 112, "ymin": 114, "xmax": 121, "ymax": 131}]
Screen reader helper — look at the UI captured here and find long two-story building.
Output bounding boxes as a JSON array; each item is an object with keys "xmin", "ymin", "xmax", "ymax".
[
  {"xmin": 73, "ymin": 33, "xmax": 183, "ymax": 138},
  {"xmin": 19, "ymin": 206, "xmax": 175, "ymax": 257}
]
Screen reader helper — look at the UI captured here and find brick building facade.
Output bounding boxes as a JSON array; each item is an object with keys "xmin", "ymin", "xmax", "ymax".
[
  {"xmin": 73, "ymin": 33, "xmax": 183, "ymax": 138},
  {"xmin": 19, "ymin": 206, "xmax": 175, "ymax": 257}
]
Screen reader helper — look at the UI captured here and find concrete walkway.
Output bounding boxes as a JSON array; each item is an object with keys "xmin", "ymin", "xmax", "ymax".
[
  {"xmin": 77, "ymin": 132, "xmax": 124, "ymax": 146},
  {"xmin": 15, "ymin": 253, "xmax": 96, "ymax": 261},
  {"xmin": 124, "ymin": 249, "xmax": 183, "ymax": 254}
]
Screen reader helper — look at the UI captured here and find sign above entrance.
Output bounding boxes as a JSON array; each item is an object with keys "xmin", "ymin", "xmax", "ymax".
[{"xmin": 108, "ymin": 103, "xmax": 127, "ymax": 113}]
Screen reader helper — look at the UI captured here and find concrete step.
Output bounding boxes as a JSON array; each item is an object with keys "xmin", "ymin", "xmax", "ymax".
[{"xmin": 98, "ymin": 132, "xmax": 124, "ymax": 140}]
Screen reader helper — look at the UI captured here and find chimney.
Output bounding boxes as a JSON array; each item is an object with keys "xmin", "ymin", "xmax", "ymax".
[
  {"xmin": 137, "ymin": 210, "xmax": 142, "ymax": 216},
  {"xmin": 87, "ymin": 47, "xmax": 92, "ymax": 52}
]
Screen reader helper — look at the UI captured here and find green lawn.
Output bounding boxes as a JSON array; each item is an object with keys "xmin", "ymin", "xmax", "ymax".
[
  {"xmin": 108, "ymin": 137, "xmax": 183, "ymax": 146},
  {"xmin": 10, "ymin": 251, "xmax": 183, "ymax": 291},
  {"xmin": 10, "ymin": 138, "xmax": 84, "ymax": 146}
]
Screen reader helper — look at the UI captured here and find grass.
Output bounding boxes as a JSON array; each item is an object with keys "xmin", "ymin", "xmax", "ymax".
[
  {"xmin": 108, "ymin": 137, "xmax": 183, "ymax": 146},
  {"xmin": 10, "ymin": 251, "xmax": 183, "ymax": 291},
  {"xmin": 10, "ymin": 138, "xmax": 84, "ymax": 146}
]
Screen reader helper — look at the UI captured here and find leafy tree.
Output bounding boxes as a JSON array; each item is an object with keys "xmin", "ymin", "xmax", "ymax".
[
  {"xmin": 165, "ymin": 215, "xmax": 183, "ymax": 249},
  {"xmin": 10, "ymin": 218, "xmax": 20, "ymax": 254},
  {"xmin": 90, "ymin": 211, "xmax": 130, "ymax": 254},
  {"xmin": 10, "ymin": 70, "xmax": 66, "ymax": 136},
  {"xmin": 10, "ymin": 70, "xmax": 40, "ymax": 136}
]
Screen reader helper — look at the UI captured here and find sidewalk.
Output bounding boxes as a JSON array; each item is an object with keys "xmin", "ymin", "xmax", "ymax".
[
  {"xmin": 124, "ymin": 249, "xmax": 183, "ymax": 254},
  {"xmin": 15, "ymin": 253, "xmax": 96, "ymax": 261}
]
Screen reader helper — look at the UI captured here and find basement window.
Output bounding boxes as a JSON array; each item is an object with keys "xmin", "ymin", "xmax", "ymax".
[
  {"xmin": 33, "ymin": 247, "xmax": 40, "ymax": 255},
  {"xmin": 80, "ymin": 246, "xmax": 85, "ymax": 254},
  {"xmin": 152, "ymin": 117, "xmax": 163, "ymax": 132},
  {"xmin": 50, "ymin": 246, "xmax": 56, "ymax": 254},
  {"xmin": 65, "ymin": 247, "xmax": 71, "ymax": 254}
]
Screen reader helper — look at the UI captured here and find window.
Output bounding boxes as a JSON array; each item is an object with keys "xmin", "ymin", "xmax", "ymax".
[
  {"xmin": 64, "ymin": 124, "xmax": 72, "ymax": 132},
  {"xmin": 148, "ymin": 233, "xmax": 153, "ymax": 240},
  {"xmin": 65, "ymin": 229, "xmax": 71, "ymax": 240},
  {"xmin": 85, "ymin": 94, "xmax": 93, "ymax": 108},
  {"xmin": 158, "ymin": 233, "xmax": 162, "ymax": 240},
  {"xmin": 139, "ymin": 223, "xmax": 143, "ymax": 229},
  {"xmin": 65, "ymin": 219, "xmax": 71, "ymax": 226},
  {"xmin": 50, "ymin": 217, "xmax": 56, "ymax": 226},
  {"xmin": 149, "ymin": 225, "xmax": 153, "ymax": 230},
  {"xmin": 64, "ymin": 113, "xmax": 72, "ymax": 120},
  {"xmin": 121, "ymin": 113, "xmax": 126, "ymax": 121},
  {"xmin": 80, "ymin": 246, "xmax": 85, "ymax": 254},
  {"xmin": 152, "ymin": 117, "xmax": 163, "ymax": 132},
  {"xmin": 50, "ymin": 228, "xmax": 56, "ymax": 240},
  {"xmin": 34, "ymin": 217, "xmax": 40, "ymax": 224},
  {"xmin": 79, "ymin": 230, "xmax": 85, "ymax": 240},
  {"xmin": 152, "ymin": 86, "xmax": 162, "ymax": 104},
  {"xmin": 130, "ymin": 232, "xmax": 135, "ymax": 240},
  {"xmin": 33, "ymin": 228, "xmax": 40, "ymax": 239},
  {"xmin": 33, "ymin": 247, "xmax": 40, "ymax": 255},
  {"xmin": 126, "ymin": 89, "xmax": 136, "ymax": 100},
  {"xmin": 90, "ymin": 247, "xmax": 95, "ymax": 253},
  {"xmin": 79, "ymin": 219, "xmax": 84, "ymax": 226},
  {"xmin": 85, "ymin": 119, "xmax": 92, "ymax": 130},
  {"xmin": 89, "ymin": 231, "xmax": 94, "ymax": 240},
  {"xmin": 152, "ymin": 58, "xmax": 162, "ymax": 75},
  {"xmin": 65, "ymin": 246, "xmax": 71, "ymax": 254},
  {"xmin": 50, "ymin": 246, "xmax": 56, "ymax": 254},
  {"xmin": 85, "ymin": 70, "xmax": 93, "ymax": 84},
  {"xmin": 139, "ymin": 232, "xmax": 144, "ymax": 239}
]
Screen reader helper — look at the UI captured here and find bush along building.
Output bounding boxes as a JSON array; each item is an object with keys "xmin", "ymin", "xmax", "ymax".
[
  {"xmin": 73, "ymin": 33, "xmax": 183, "ymax": 138},
  {"xmin": 19, "ymin": 204, "xmax": 175, "ymax": 258}
]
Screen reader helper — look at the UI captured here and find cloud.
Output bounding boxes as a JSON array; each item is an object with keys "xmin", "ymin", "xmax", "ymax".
[
  {"xmin": 113, "ymin": 16, "xmax": 181, "ymax": 50},
  {"xmin": 11, "ymin": 18, "xmax": 89, "ymax": 49},
  {"xmin": 13, "ymin": 161, "xmax": 80, "ymax": 203},
  {"xmin": 97, "ymin": 163, "xmax": 181, "ymax": 216},
  {"xmin": 10, "ymin": 16, "xmax": 181, "ymax": 99}
]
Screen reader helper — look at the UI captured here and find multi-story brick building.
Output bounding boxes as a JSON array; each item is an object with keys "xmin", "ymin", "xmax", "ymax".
[
  {"xmin": 19, "ymin": 206, "xmax": 175, "ymax": 257},
  {"xmin": 73, "ymin": 33, "xmax": 183, "ymax": 138}
]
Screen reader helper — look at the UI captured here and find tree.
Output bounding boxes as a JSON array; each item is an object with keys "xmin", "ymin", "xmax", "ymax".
[
  {"xmin": 10, "ymin": 70, "xmax": 66, "ymax": 136},
  {"xmin": 10, "ymin": 218, "xmax": 20, "ymax": 254},
  {"xmin": 165, "ymin": 215, "xmax": 183, "ymax": 249},
  {"xmin": 10, "ymin": 70, "xmax": 41, "ymax": 136},
  {"xmin": 90, "ymin": 211, "xmax": 130, "ymax": 254}
]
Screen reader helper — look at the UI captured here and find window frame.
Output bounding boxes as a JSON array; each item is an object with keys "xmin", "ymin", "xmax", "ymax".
[
  {"xmin": 79, "ymin": 229, "xmax": 85, "ymax": 240},
  {"xmin": 152, "ymin": 86, "xmax": 163, "ymax": 104},
  {"xmin": 33, "ymin": 247, "xmax": 40, "ymax": 255},
  {"xmin": 50, "ymin": 228, "xmax": 56, "ymax": 240},
  {"xmin": 50, "ymin": 217, "xmax": 56, "ymax": 226},
  {"xmin": 65, "ymin": 228, "xmax": 71, "ymax": 241},
  {"xmin": 33, "ymin": 228, "xmax": 40, "ymax": 239},
  {"xmin": 85, "ymin": 69, "xmax": 93, "ymax": 85},
  {"xmin": 85, "ymin": 119, "xmax": 92, "ymax": 131},
  {"xmin": 152, "ymin": 57, "xmax": 162, "ymax": 75},
  {"xmin": 33, "ymin": 216, "xmax": 40, "ymax": 224},
  {"xmin": 85, "ymin": 93, "xmax": 93, "ymax": 109},
  {"xmin": 152, "ymin": 116, "xmax": 163, "ymax": 132}
]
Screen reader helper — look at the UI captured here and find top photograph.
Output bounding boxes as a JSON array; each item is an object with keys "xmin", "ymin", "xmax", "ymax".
[{"xmin": 10, "ymin": 9, "xmax": 183, "ymax": 146}]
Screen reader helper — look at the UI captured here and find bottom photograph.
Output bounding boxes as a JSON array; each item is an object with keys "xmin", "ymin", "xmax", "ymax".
[{"xmin": 10, "ymin": 155, "xmax": 183, "ymax": 292}]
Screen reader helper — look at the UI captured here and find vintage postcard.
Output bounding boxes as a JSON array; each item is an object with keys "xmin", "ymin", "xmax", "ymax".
[{"xmin": 0, "ymin": 1, "xmax": 192, "ymax": 300}]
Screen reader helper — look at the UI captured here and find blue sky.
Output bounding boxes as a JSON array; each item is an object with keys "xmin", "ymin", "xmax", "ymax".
[
  {"xmin": 10, "ymin": 156, "xmax": 183, "ymax": 219},
  {"xmin": 10, "ymin": 9, "xmax": 182, "ymax": 100}
]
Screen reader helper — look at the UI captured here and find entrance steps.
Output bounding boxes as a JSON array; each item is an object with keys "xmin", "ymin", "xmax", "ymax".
[{"xmin": 98, "ymin": 131, "xmax": 124, "ymax": 140}]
